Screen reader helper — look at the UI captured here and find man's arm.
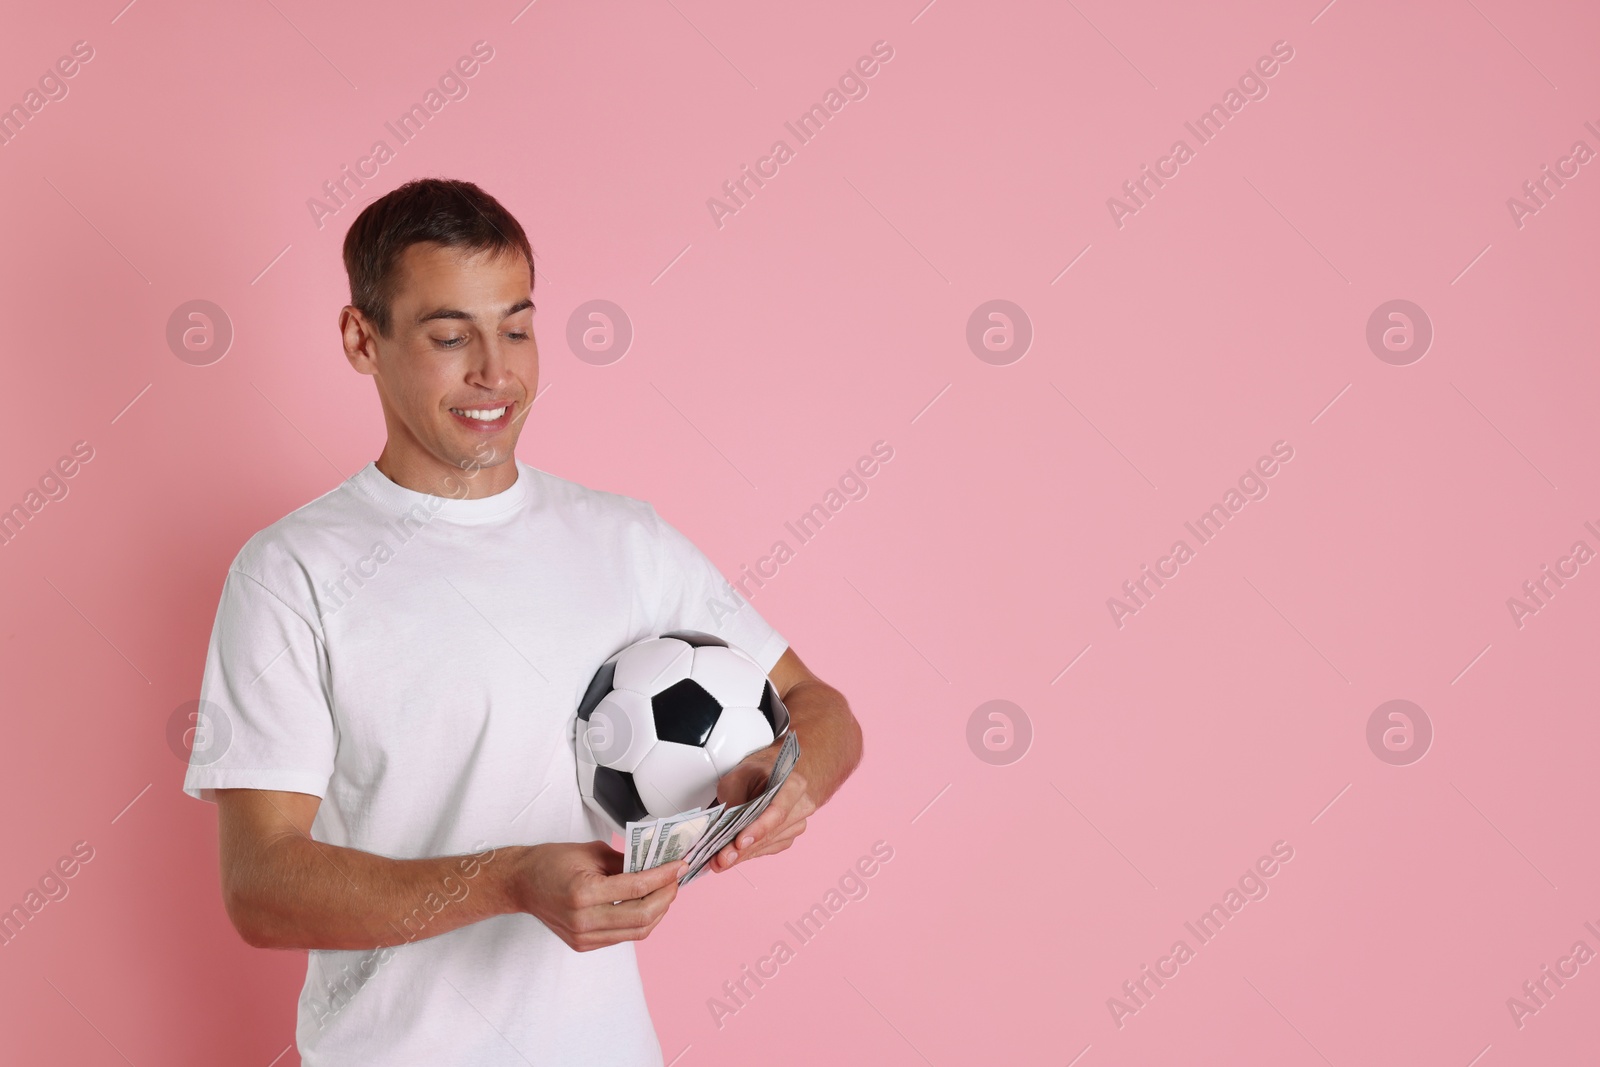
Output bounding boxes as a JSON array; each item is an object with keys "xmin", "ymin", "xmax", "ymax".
[
  {"xmin": 708, "ymin": 646, "xmax": 863, "ymax": 872},
  {"xmin": 216, "ymin": 788, "xmax": 683, "ymax": 952}
]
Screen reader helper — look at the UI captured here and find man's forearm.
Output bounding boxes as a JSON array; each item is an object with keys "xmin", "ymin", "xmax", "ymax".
[
  {"xmin": 783, "ymin": 679, "xmax": 862, "ymax": 804},
  {"xmin": 226, "ymin": 833, "xmax": 528, "ymax": 951}
]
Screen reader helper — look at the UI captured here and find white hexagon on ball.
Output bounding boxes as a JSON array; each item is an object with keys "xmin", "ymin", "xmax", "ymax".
[
  {"xmin": 704, "ymin": 706, "xmax": 775, "ymax": 777},
  {"xmin": 631, "ymin": 741, "xmax": 720, "ymax": 817},
  {"xmin": 612, "ymin": 637, "xmax": 694, "ymax": 696}
]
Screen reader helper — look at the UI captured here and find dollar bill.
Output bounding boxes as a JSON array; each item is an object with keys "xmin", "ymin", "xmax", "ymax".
[
  {"xmin": 768, "ymin": 730, "xmax": 800, "ymax": 785},
  {"xmin": 680, "ymin": 797, "xmax": 753, "ymax": 871},
  {"xmin": 680, "ymin": 789, "xmax": 781, "ymax": 885},
  {"xmin": 680, "ymin": 747, "xmax": 788, "ymax": 872},
  {"xmin": 644, "ymin": 805, "xmax": 720, "ymax": 870},
  {"xmin": 624, "ymin": 819, "xmax": 659, "ymax": 874}
]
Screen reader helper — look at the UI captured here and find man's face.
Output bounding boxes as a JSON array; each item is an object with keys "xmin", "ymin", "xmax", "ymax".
[{"xmin": 345, "ymin": 242, "xmax": 536, "ymax": 491}]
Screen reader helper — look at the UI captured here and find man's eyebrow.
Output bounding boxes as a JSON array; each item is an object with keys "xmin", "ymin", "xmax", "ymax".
[{"xmin": 415, "ymin": 298, "xmax": 534, "ymax": 325}]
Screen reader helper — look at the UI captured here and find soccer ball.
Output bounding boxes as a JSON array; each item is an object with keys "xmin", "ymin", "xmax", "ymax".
[{"xmin": 574, "ymin": 630, "xmax": 789, "ymax": 834}]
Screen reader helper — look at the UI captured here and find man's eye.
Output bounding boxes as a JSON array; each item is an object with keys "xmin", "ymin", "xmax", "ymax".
[
  {"xmin": 436, "ymin": 337, "xmax": 467, "ymax": 348},
  {"xmin": 508, "ymin": 331, "xmax": 528, "ymax": 340}
]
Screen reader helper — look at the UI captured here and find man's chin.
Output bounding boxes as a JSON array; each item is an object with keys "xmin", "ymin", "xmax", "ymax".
[{"xmin": 455, "ymin": 442, "xmax": 515, "ymax": 472}]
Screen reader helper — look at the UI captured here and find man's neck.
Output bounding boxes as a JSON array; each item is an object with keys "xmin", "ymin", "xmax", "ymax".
[{"xmin": 374, "ymin": 448, "xmax": 519, "ymax": 499}]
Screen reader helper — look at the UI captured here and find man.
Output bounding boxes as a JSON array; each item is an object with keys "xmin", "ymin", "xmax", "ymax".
[{"xmin": 183, "ymin": 178, "xmax": 863, "ymax": 1065}]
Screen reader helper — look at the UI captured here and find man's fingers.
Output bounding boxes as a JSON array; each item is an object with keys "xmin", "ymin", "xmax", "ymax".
[
  {"xmin": 714, "ymin": 800, "xmax": 813, "ymax": 871},
  {"xmin": 524, "ymin": 841, "xmax": 689, "ymax": 953},
  {"xmin": 578, "ymin": 858, "xmax": 685, "ymax": 908},
  {"xmin": 572, "ymin": 874, "xmax": 680, "ymax": 933},
  {"xmin": 733, "ymin": 774, "xmax": 812, "ymax": 851},
  {"xmin": 738, "ymin": 816, "xmax": 807, "ymax": 859},
  {"xmin": 571, "ymin": 918, "xmax": 665, "ymax": 951},
  {"xmin": 740, "ymin": 819, "xmax": 806, "ymax": 861}
]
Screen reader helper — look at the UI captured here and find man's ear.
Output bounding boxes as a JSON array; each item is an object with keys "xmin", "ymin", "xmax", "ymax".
[{"xmin": 340, "ymin": 306, "xmax": 380, "ymax": 376}]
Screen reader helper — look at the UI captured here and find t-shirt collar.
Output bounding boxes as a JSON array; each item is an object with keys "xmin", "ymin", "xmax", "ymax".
[{"xmin": 351, "ymin": 459, "xmax": 532, "ymax": 525}]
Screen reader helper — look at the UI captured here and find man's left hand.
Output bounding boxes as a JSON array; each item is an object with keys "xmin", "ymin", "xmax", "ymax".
[{"xmin": 709, "ymin": 744, "xmax": 815, "ymax": 873}]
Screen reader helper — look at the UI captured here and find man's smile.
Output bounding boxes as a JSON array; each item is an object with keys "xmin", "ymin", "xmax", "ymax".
[{"xmin": 448, "ymin": 401, "xmax": 516, "ymax": 431}]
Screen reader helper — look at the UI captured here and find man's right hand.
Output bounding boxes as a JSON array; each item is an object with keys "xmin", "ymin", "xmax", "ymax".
[{"xmin": 510, "ymin": 841, "xmax": 683, "ymax": 952}]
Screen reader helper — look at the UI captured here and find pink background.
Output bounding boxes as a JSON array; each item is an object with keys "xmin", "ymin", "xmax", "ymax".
[{"xmin": 2, "ymin": 0, "xmax": 1597, "ymax": 1063}]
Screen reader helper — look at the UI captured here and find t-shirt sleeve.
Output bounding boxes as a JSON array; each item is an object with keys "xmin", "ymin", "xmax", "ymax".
[
  {"xmin": 181, "ymin": 568, "xmax": 337, "ymax": 803},
  {"xmin": 646, "ymin": 504, "xmax": 789, "ymax": 673}
]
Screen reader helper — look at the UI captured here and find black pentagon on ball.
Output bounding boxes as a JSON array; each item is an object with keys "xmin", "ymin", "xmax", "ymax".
[
  {"xmin": 759, "ymin": 679, "xmax": 790, "ymax": 736},
  {"xmin": 651, "ymin": 678, "xmax": 725, "ymax": 747},
  {"xmin": 661, "ymin": 629, "xmax": 727, "ymax": 648},
  {"xmin": 592, "ymin": 765, "xmax": 649, "ymax": 826},
  {"xmin": 576, "ymin": 656, "xmax": 617, "ymax": 721}
]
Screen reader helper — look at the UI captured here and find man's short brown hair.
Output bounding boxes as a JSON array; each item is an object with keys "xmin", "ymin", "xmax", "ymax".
[{"xmin": 342, "ymin": 178, "xmax": 535, "ymax": 338}]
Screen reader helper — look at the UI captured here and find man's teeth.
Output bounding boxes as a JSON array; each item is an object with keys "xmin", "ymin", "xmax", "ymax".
[{"xmin": 453, "ymin": 406, "xmax": 508, "ymax": 421}]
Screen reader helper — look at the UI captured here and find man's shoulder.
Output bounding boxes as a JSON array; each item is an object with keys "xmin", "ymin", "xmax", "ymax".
[
  {"xmin": 226, "ymin": 475, "xmax": 377, "ymax": 593},
  {"xmin": 523, "ymin": 463, "xmax": 658, "ymax": 527}
]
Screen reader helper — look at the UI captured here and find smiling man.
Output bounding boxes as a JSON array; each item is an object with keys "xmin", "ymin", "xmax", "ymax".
[{"xmin": 182, "ymin": 178, "xmax": 863, "ymax": 1065}]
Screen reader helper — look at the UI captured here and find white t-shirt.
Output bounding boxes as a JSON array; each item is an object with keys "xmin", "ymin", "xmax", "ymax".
[{"xmin": 183, "ymin": 460, "xmax": 787, "ymax": 1066}]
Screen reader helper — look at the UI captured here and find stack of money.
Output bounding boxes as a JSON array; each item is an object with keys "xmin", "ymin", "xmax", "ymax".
[{"xmin": 623, "ymin": 733, "xmax": 801, "ymax": 886}]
